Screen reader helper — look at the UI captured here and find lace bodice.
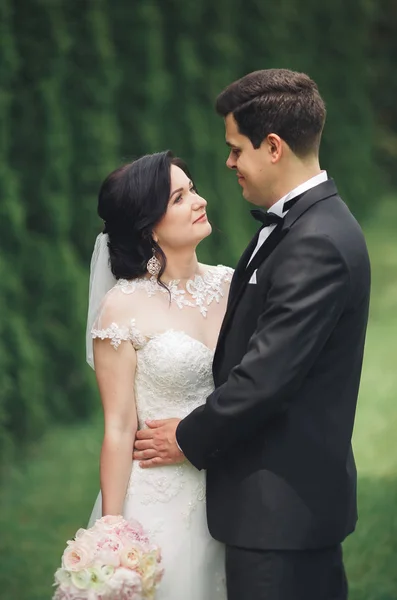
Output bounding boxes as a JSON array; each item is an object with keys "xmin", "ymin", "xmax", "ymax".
[
  {"xmin": 91, "ymin": 264, "xmax": 233, "ymax": 426},
  {"xmin": 107, "ymin": 327, "xmax": 215, "ymax": 426}
]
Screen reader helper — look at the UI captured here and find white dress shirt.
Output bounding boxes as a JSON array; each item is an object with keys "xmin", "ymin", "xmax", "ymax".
[{"xmin": 247, "ymin": 171, "xmax": 328, "ymax": 267}]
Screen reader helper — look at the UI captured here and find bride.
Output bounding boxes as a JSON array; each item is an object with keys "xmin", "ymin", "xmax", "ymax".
[{"xmin": 86, "ymin": 150, "xmax": 233, "ymax": 599}]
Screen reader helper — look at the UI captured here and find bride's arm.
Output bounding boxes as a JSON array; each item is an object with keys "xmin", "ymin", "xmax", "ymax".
[{"xmin": 93, "ymin": 338, "xmax": 138, "ymax": 516}]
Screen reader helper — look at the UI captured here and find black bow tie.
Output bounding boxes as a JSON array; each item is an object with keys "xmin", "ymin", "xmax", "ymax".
[
  {"xmin": 250, "ymin": 209, "xmax": 282, "ymax": 227},
  {"xmin": 250, "ymin": 193, "xmax": 304, "ymax": 227}
]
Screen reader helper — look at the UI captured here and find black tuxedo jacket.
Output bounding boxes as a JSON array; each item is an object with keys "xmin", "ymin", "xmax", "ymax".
[{"xmin": 176, "ymin": 179, "xmax": 371, "ymax": 550}]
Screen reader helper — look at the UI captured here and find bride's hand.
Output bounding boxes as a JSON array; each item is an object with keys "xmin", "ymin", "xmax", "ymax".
[{"xmin": 133, "ymin": 418, "xmax": 185, "ymax": 468}]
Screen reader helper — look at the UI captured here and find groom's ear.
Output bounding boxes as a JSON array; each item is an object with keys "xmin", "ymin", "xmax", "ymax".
[{"xmin": 265, "ymin": 133, "xmax": 283, "ymax": 164}]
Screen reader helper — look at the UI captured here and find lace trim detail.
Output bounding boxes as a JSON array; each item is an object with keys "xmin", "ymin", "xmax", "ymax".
[
  {"xmin": 91, "ymin": 318, "xmax": 147, "ymax": 350},
  {"xmin": 127, "ymin": 462, "xmax": 206, "ymax": 528},
  {"xmin": 181, "ymin": 479, "xmax": 206, "ymax": 527},
  {"xmin": 116, "ymin": 265, "xmax": 233, "ymax": 317},
  {"xmin": 126, "ymin": 464, "xmax": 186, "ymax": 505}
]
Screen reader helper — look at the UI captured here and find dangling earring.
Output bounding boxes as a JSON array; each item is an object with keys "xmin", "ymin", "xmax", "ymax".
[{"xmin": 147, "ymin": 249, "xmax": 161, "ymax": 278}]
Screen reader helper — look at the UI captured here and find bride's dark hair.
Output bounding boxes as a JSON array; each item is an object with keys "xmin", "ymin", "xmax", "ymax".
[{"xmin": 97, "ymin": 150, "xmax": 193, "ymax": 281}]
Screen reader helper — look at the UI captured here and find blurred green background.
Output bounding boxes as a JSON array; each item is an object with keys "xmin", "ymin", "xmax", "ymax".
[{"xmin": 0, "ymin": 0, "xmax": 396, "ymax": 598}]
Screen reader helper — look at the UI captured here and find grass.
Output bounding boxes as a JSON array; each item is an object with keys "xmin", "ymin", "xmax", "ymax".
[
  {"xmin": 0, "ymin": 202, "xmax": 397, "ymax": 600},
  {"xmin": 0, "ymin": 415, "xmax": 103, "ymax": 599},
  {"xmin": 341, "ymin": 199, "xmax": 397, "ymax": 599}
]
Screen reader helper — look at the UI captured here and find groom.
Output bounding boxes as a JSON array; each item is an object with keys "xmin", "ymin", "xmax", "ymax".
[{"xmin": 134, "ymin": 69, "xmax": 371, "ymax": 599}]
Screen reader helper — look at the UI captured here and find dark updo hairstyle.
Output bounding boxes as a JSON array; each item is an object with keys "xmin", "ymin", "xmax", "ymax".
[{"xmin": 98, "ymin": 150, "xmax": 193, "ymax": 282}]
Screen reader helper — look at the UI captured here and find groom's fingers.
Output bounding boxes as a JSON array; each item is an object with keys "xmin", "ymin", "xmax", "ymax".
[
  {"xmin": 139, "ymin": 457, "xmax": 171, "ymax": 468},
  {"xmin": 146, "ymin": 419, "xmax": 166, "ymax": 428},
  {"xmin": 136, "ymin": 422, "xmax": 167, "ymax": 439},
  {"xmin": 133, "ymin": 449, "xmax": 157, "ymax": 460},
  {"xmin": 135, "ymin": 428, "xmax": 156, "ymax": 440},
  {"xmin": 134, "ymin": 438, "xmax": 155, "ymax": 450}
]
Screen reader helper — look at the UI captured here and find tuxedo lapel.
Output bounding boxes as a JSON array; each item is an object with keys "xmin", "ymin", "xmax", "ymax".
[
  {"xmin": 227, "ymin": 228, "xmax": 262, "ymax": 306},
  {"xmin": 244, "ymin": 224, "xmax": 285, "ymax": 284},
  {"xmin": 216, "ymin": 224, "xmax": 284, "ymax": 357}
]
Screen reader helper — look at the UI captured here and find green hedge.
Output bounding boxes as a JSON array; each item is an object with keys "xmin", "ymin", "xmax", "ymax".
[{"xmin": 0, "ymin": 0, "xmax": 387, "ymax": 466}]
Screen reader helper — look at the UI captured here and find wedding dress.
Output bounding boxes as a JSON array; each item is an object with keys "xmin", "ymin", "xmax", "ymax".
[{"xmin": 88, "ymin": 265, "xmax": 233, "ymax": 600}]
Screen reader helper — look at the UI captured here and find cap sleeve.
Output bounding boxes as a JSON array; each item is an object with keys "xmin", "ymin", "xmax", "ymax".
[{"xmin": 91, "ymin": 285, "xmax": 147, "ymax": 351}]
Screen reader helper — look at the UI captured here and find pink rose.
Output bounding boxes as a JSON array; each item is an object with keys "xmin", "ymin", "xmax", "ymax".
[
  {"xmin": 62, "ymin": 541, "xmax": 92, "ymax": 572},
  {"xmin": 120, "ymin": 545, "xmax": 143, "ymax": 571}
]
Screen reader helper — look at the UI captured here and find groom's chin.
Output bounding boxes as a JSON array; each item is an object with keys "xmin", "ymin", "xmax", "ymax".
[
  {"xmin": 242, "ymin": 189, "xmax": 255, "ymax": 204},
  {"xmin": 240, "ymin": 185, "xmax": 254, "ymax": 203},
  {"xmin": 240, "ymin": 186, "xmax": 249, "ymax": 201}
]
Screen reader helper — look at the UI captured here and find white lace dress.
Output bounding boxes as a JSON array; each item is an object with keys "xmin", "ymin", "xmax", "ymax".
[{"xmin": 88, "ymin": 265, "xmax": 233, "ymax": 600}]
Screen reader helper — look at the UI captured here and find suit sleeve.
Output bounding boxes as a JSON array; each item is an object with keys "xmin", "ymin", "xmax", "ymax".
[{"xmin": 176, "ymin": 233, "xmax": 350, "ymax": 470}]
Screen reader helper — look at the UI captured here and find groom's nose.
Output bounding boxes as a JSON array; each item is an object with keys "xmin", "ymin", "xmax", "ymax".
[{"xmin": 226, "ymin": 152, "xmax": 237, "ymax": 170}]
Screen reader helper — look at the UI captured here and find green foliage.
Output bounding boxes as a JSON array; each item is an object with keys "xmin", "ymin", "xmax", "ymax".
[
  {"xmin": 0, "ymin": 0, "xmax": 389, "ymax": 464},
  {"xmin": 369, "ymin": 0, "xmax": 397, "ymax": 189}
]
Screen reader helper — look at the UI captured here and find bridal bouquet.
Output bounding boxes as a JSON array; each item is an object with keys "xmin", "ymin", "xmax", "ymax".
[{"xmin": 52, "ymin": 515, "xmax": 163, "ymax": 600}]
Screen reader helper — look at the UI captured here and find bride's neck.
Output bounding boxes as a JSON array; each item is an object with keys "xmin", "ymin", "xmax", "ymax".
[{"xmin": 160, "ymin": 248, "xmax": 201, "ymax": 282}]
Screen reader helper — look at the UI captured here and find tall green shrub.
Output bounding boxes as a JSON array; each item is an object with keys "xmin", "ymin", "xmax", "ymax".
[{"xmin": 0, "ymin": 0, "xmax": 382, "ymax": 467}]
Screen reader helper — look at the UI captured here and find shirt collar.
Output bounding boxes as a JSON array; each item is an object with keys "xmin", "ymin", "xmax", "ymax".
[{"xmin": 270, "ymin": 171, "xmax": 328, "ymax": 217}]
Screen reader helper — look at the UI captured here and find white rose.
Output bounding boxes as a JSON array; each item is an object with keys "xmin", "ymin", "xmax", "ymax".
[
  {"xmin": 74, "ymin": 528, "xmax": 87, "ymax": 540},
  {"xmin": 98, "ymin": 564, "xmax": 115, "ymax": 581},
  {"xmin": 86, "ymin": 565, "xmax": 117, "ymax": 596},
  {"xmin": 71, "ymin": 569, "xmax": 91, "ymax": 590},
  {"xmin": 54, "ymin": 568, "xmax": 72, "ymax": 586}
]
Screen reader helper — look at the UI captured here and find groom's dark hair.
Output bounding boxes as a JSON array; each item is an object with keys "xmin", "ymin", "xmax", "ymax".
[{"xmin": 216, "ymin": 69, "xmax": 326, "ymax": 157}]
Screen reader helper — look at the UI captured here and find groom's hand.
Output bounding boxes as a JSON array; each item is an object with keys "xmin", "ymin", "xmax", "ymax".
[{"xmin": 133, "ymin": 418, "xmax": 185, "ymax": 468}]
